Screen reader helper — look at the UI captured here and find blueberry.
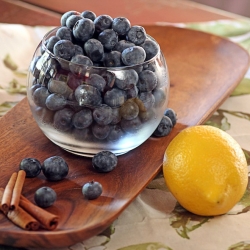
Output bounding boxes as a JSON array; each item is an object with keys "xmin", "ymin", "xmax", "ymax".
[
  {"xmin": 34, "ymin": 187, "xmax": 57, "ymax": 208},
  {"xmin": 139, "ymin": 108, "xmax": 156, "ymax": 122},
  {"xmin": 120, "ymin": 99, "xmax": 139, "ymax": 120},
  {"xmin": 86, "ymin": 73, "xmax": 106, "ymax": 92},
  {"xmin": 92, "ymin": 151, "xmax": 118, "ymax": 172},
  {"xmin": 42, "ymin": 156, "xmax": 69, "ymax": 181},
  {"xmin": 67, "ymin": 72, "xmax": 83, "ymax": 90},
  {"xmin": 114, "ymin": 40, "xmax": 135, "ymax": 53},
  {"xmin": 127, "ymin": 25, "xmax": 147, "ymax": 45},
  {"xmin": 101, "ymin": 70, "xmax": 115, "ymax": 89},
  {"xmin": 72, "ymin": 127, "xmax": 93, "ymax": 141},
  {"xmin": 53, "ymin": 40, "xmax": 75, "ymax": 61},
  {"xmin": 93, "ymin": 104, "xmax": 113, "ymax": 125},
  {"xmin": 120, "ymin": 116, "xmax": 142, "ymax": 133},
  {"xmin": 104, "ymin": 88, "xmax": 127, "ymax": 107},
  {"xmin": 53, "ymin": 108, "xmax": 74, "ymax": 131},
  {"xmin": 33, "ymin": 86, "xmax": 50, "ymax": 107},
  {"xmin": 107, "ymin": 124, "xmax": 124, "ymax": 141},
  {"xmin": 139, "ymin": 92, "xmax": 155, "ymax": 111},
  {"xmin": 19, "ymin": 158, "xmax": 42, "ymax": 178},
  {"xmin": 153, "ymin": 116, "xmax": 173, "ymax": 137},
  {"xmin": 74, "ymin": 84, "xmax": 102, "ymax": 106},
  {"xmin": 74, "ymin": 44, "xmax": 84, "ymax": 56},
  {"xmin": 72, "ymin": 108, "xmax": 93, "ymax": 129},
  {"xmin": 56, "ymin": 26, "xmax": 72, "ymax": 41},
  {"xmin": 71, "ymin": 54, "xmax": 93, "ymax": 66},
  {"xmin": 153, "ymin": 88, "xmax": 167, "ymax": 108},
  {"xmin": 137, "ymin": 70, "xmax": 157, "ymax": 92},
  {"xmin": 140, "ymin": 38, "xmax": 159, "ymax": 60},
  {"xmin": 114, "ymin": 69, "xmax": 138, "ymax": 90},
  {"xmin": 121, "ymin": 46, "xmax": 146, "ymax": 66},
  {"xmin": 112, "ymin": 17, "xmax": 131, "ymax": 36},
  {"xmin": 126, "ymin": 85, "xmax": 139, "ymax": 99},
  {"xmin": 45, "ymin": 93, "xmax": 67, "ymax": 111},
  {"xmin": 94, "ymin": 15, "xmax": 113, "ymax": 33},
  {"xmin": 46, "ymin": 36, "xmax": 60, "ymax": 53},
  {"xmin": 92, "ymin": 123, "xmax": 111, "ymax": 139},
  {"xmin": 84, "ymin": 38, "xmax": 104, "ymax": 62},
  {"xmin": 164, "ymin": 108, "xmax": 177, "ymax": 126},
  {"xmin": 103, "ymin": 51, "xmax": 122, "ymax": 67},
  {"xmin": 98, "ymin": 29, "xmax": 118, "ymax": 50},
  {"xmin": 73, "ymin": 18, "xmax": 95, "ymax": 42},
  {"xmin": 81, "ymin": 10, "xmax": 96, "ymax": 21},
  {"xmin": 82, "ymin": 181, "xmax": 102, "ymax": 200},
  {"xmin": 66, "ymin": 14, "xmax": 83, "ymax": 30},
  {"xmin": 110, "ymin": 107, "xmax": 121, "ymax": 124},
  {"xmin": 61, "ymin": 10, "xmax": 80, "ymax": 26},
  {"xmin": 48, "ymin": 79, "xmax": 72, "ymax": 98}
]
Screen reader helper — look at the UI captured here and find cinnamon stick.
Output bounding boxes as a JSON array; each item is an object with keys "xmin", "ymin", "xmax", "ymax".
[
  {"xmin": 20, "ymin": 195, "xmax": 59, "ymax": 230},
  {"xmin": 10, "ymin": 170, "xmax": 26, "ymax": 210},
  {"xmin": 1, "ymin": 172, "xmax": 17, "ymax": 213},
  {"xmin": 0, "ymin": 188, "xmax": 40, "ymax": 231}
]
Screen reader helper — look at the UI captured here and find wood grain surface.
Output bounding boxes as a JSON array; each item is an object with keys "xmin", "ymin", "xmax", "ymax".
[{"xmin": 0, "ymin": 26, "xmax": 249, "ymax": 248}]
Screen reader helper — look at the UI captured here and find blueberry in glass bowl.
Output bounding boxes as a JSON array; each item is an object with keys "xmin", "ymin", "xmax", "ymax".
[{"xmin": 27, "ymin": 10, "xmax": 170, "ymax": 157}]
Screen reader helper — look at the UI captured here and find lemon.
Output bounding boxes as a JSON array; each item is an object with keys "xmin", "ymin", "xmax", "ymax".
[{"xmin": 163, "ymin": 125, "xmax": 248, "ymax": 216}]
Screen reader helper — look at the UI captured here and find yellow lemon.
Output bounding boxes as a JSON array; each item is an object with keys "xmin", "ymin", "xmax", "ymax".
[{"xmin": 163, "ymin": 125, "xmax": 248, "ymax": 216}]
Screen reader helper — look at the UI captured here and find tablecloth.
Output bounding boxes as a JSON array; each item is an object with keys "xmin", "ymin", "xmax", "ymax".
[{"xmin": 0, "ymin": 19, "xmax": 250, "ymax": 250}]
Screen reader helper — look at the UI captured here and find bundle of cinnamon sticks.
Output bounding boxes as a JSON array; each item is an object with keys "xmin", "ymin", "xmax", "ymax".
[{"xmin": 0, "ymin": 170, "xmax": 59, "ymax": 231}]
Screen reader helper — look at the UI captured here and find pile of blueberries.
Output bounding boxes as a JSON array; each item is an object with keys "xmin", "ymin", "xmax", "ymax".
[{"xmin": 29, "ymin": 10, "xmax": 171, "ymax": 142}]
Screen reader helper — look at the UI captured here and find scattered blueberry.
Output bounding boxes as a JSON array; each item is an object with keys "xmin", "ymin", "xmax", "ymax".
[
  {"xmin": 82, "ymin": 180, "xmax": 102, "ymax": 200},
  {"xmin": 42, "ymin": 156, "xmax": 69, "ymax": 181},
  {"xmin": 19, "ymin": 158, "xmax": 42, "ymax": 178},
  {"xmin": 92, "ymin": 150, "xmax": 118, "ymax": 172},
  {"xmin": 34, "ymin": 186, "xmax": 57, "ymax": 208},
  {"xmin": 153, "ymin": 115, "xmax": 173, "ymax": 137},
  {"xmin": 164, "ymin": 108, "xmax": 177, "ymax": 126}
]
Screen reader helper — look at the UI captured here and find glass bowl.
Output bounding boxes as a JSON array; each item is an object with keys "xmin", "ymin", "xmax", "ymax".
[{"xmin": 27, "ymin": 27, "xmax": 170, "ymax": 157}]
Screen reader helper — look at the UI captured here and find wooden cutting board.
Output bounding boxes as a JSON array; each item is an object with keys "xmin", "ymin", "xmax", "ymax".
[{"xmin": 0, "ymin": 25, "xmax": 249, "ymax": 248}]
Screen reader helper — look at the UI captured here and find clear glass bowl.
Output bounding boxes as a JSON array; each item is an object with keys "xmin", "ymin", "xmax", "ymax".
[{"xmin": 27, "ymin": 27, "xmax": 170, "ymax": 157}]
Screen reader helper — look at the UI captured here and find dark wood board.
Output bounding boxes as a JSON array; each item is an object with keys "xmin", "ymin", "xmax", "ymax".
[{"xmin": 0, "ymin": 26, "xmax": 249, "ymax": 248}]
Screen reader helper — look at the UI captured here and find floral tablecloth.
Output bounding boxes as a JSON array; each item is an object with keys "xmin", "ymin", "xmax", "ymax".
[{"xmin": 0, "ymin": 19, "xmax": 250, "ymax": 250}]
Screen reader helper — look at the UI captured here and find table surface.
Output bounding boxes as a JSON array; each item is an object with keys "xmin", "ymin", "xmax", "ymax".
[{"xmin": 0, "ymin": 0, "xmax": 250, "ymax": 249}]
